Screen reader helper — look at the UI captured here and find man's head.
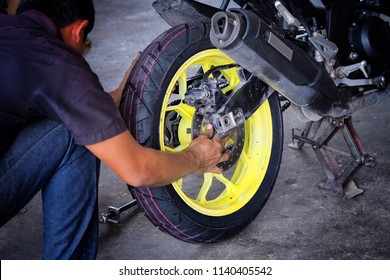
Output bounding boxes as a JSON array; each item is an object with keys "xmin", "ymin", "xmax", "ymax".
[
  {"xmin": 17, "ymin": 0, "xmax": 95, "ymax": 54},
  {"xmin": 0, "ymin": 0, "xmax": 8, "ymax": 14}
]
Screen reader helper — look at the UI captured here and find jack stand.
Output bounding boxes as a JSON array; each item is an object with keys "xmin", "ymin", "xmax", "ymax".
[
  {"xmin": 99, "ymin": 199, "xmax": 137, "ymax": 224},
  {"xmin": 289, "ymin": 116, "xmax": 376, "ymax": 198}
]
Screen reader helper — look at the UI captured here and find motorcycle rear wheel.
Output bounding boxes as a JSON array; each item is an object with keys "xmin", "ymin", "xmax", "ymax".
[{"xmin": 120, "ymin": 22, "xmax": 283, "ymax": 242}]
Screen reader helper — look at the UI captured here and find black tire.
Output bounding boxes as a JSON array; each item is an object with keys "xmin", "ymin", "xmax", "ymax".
[{"xmin": 119, "ymin": 22, "xmax": 283, "ymax": 243}]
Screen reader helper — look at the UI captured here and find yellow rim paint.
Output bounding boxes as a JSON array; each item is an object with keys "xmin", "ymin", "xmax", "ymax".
[{"xmin": 159, "ymin": 49, "xmax": 273, "ymax": 216}]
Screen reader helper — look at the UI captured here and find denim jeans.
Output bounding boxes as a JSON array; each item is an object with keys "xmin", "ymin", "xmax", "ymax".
[{"xmin": 0, "ymin": 119, "xmax": 100, "ymax": 259}]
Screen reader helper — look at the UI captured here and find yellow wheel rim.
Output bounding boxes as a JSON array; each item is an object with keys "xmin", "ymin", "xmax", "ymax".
[{"xmin": 159, "ymin": 49, "xmax": 273, "ymax": 216}]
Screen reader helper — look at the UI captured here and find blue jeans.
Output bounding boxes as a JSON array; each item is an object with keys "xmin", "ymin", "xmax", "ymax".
[{"xmin": 0, "ymin": 119, "xmax": 100, "ymax": 259}]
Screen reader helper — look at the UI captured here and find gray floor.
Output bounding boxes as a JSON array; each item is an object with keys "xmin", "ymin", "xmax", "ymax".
[{"xmin": 0, "ymin": 0, "xmax": 389, "ymax": 260}]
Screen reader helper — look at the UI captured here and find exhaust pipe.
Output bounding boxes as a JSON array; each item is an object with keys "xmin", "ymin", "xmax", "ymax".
[{"xmin": 210, "ymin": 9, "xmax": 340, "ymax": 115}]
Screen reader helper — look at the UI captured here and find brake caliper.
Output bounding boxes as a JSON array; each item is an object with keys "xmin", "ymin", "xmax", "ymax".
[{"xmin": 184, "ymin": 73, "xmax": 245, "ymax": 170}]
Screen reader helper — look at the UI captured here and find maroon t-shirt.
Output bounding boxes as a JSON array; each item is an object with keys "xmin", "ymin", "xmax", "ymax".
[{"xmin": 0, "ymin": 10, "xmax": 127, "ymax": 155}]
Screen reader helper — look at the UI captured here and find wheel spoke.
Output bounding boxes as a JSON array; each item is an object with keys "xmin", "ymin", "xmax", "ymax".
[
  {"xmin": 195, "ymin": 173, "xmax": 213, "ymax": 203},
  {"xmin": 164, "ymin": 144, "xmax": 188, "ymax": 152},
  {"xmin": 211, "ymin": 174, "xmax": 237, "ymax": 205},
  {"xmin": 178, "ymin": 72, "xmax": 187, "ymax": 100},
  {"xmin": 230, "ymin": 153, "xmax": 249, "ymax": 183},
  {"xmin": 165, "ymin": 102, "xmax": 194, "ymax": 148},
  {"xmin": 215, "ymin": 173, "xmax": 235, "ymax": 194},
  {"xmin": 238, "ymin": 151, "xmax": 250, "ymax": 167},
  {"xmin": 201, "ymin": 61, "xmax": 212, "ymax": 74},
  {"xmin": 175, "ymin": 178, "xmax": 183, "ymax": 190},
  {"xmin": 166, "ymin": 103, "xmax": 195, "ymax": 120},
  {"xmin": 221, "ymin": 70, "xmax": 240, "ymax": 93},
  {"xmin": 196, "ymin": 174, "xmax": 238, "ymax": 208}
]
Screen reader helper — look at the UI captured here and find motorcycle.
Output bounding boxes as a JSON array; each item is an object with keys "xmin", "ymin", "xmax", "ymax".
[{"xmin": 118, "ymin": 0, "xmax": 390, "ymax": 243}]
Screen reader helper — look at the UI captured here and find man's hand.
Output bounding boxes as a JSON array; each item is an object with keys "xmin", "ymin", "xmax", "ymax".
[
  {"xmin": 109, "ymin": 51, "xmax": 141, "ymax": 106},
  {"xmin": 187, "ymin": 124, "xmax": 231, "ymax": 174}
]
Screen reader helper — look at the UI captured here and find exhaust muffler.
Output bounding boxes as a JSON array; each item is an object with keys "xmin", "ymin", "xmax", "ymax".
[{"xmin": 210, "ymin": 9, "xmax": 340, "ymax": 115}]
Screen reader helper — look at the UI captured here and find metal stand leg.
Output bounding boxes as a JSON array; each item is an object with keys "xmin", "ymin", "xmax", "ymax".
[
  {"xmin": 288, "ymin": 120, "xmax": 321, "ymax": 150},
  {"xmin": 290, "ymin": 116, "xmax": 376, "ymax": 198},
  {"xmin": 99, "ymin": 199, "xmax": 137, "ymax": 224}
]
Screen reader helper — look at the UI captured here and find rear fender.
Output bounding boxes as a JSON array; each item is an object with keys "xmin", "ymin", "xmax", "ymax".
[{"xmin": 152, "ymin": 0, "xmax": 220, "ymax": 26}]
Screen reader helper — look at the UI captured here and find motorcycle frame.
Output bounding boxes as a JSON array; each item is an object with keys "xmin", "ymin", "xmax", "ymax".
[{"xmin": 153, "ymin": 0, "xmax": 390, "ymax": 120}]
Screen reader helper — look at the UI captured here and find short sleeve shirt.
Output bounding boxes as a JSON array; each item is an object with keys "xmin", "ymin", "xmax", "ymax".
[{"xmin": 0, "ymin": 10, "xmax": 127, "ymax": 155}]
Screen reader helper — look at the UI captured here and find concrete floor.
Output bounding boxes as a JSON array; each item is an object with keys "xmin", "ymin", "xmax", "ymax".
[{"xmin": 0, "ymin": 0, "xmax": 389, "ymax": 260}]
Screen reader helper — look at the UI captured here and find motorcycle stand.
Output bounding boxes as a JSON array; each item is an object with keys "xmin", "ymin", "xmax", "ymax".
[
  {"xmin": 289, "ymin": 116, "xmax": 376, "ymax": 199},
  {"xmin": 99, "ymin": 199, "xmax": 137, "ymax": 224}
]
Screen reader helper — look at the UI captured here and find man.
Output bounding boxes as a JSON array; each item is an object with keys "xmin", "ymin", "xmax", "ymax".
[{"xmin": 0, "ymin": 0, "xmax": 229, "ymax": 259}]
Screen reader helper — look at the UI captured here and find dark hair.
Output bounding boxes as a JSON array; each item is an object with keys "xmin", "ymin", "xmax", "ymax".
[
  {"xmin": 17, "ymin": 0, "xmax": 95, "ymax": 35},
  {"xmin": 0, "ymin": 0, "xmax": 7, "ymax": 14}
]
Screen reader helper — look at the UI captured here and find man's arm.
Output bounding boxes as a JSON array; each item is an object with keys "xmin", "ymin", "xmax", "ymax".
[{"xmin": 86, "ymin": 125, "xmax": 229, "ymax": 188}]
